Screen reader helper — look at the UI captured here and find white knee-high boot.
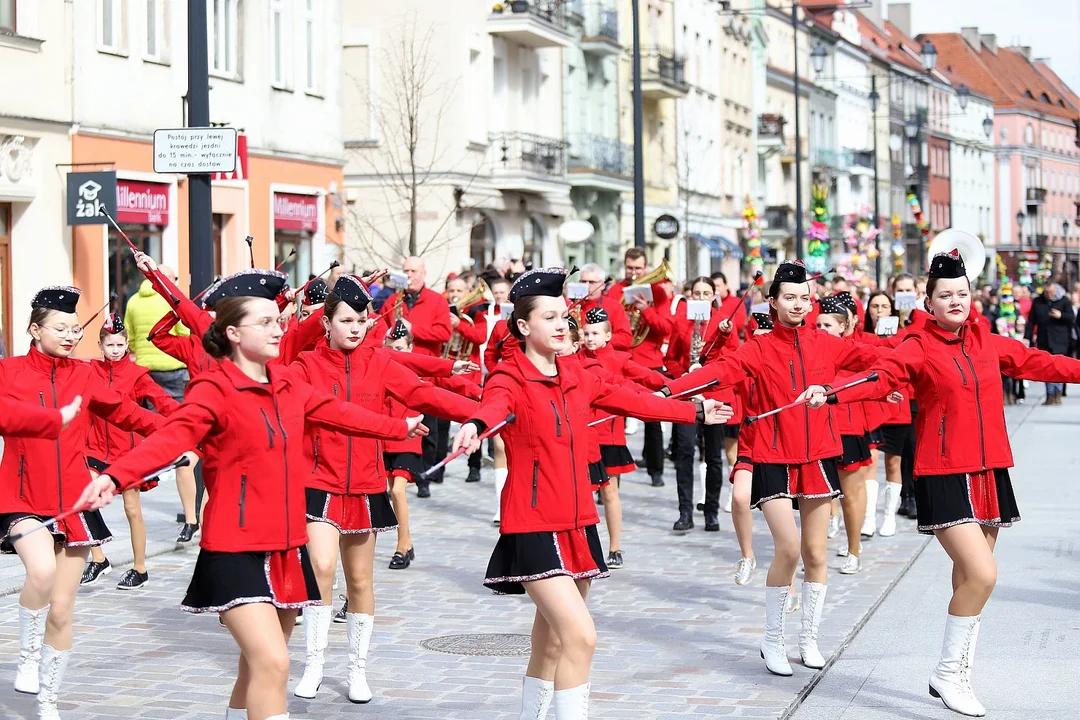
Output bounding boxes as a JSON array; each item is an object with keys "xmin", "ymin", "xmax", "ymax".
[
  {"xmin": 760, "ymin": 585, "xmax": 792, "ymax": 676},
  {"xmin": 878, "ymin": 482, "xmax": 902, "ymax": 536},
  {"xmin": 861, "ymin": 478, "xmax": 879, "ymax": 537},
  {"xmin": 520, "ymin": 675, "xmax": 554, "ymax": 719},
  {"xmin": 929, "ymin": 614, "xmax": 985, "ymax": 717},
  {"xmin": 493, "ymin": 469, "xmax": 508, "ymax": 523},
  {"xmin": 37, "ymin": 644, "xmax": 70, "ymax": 720},
  {"xmin": 346, "ymin": 612, "xmax": 374, "ymax": 703},
  {"xmin": 15, "ymin": 604, "xmax": 49, "ymax": 695},
  {"xmin": 798, "ymin": 582, "xmax": 828, "ymax": 669},
  {"xmin": 551, "ymin": 683, "xmax": 589, "ymax": 719},
  {"xmin": 223, "ymin": 708, "xmax": 247, "ymax": 719},
  {"xmin": 294, "ymin": 604, "xmax": 333, "ymax": 698}
]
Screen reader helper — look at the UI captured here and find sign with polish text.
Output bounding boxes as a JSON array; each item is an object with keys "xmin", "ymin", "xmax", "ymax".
[
  {"xmin": 273, "ymin": 192, "xmax": 320, "ymax": 232},
  {"xmin": 153, "ymin": 127, "xmax": 238, "ymax": 174},
  {"xmin": 116, "ymin": 180, "xmax": 170, "ymax": 225}
]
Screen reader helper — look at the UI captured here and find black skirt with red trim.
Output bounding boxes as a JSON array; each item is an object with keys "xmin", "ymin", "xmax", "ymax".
[
  {"xmin": 750, "ymin": 459, "xmax": 842, "ymax": 509},
  {"xmin": 384, "ymin": 452, "xmax": 425, "ymax": 484},
  {"xmin": 484, "ymin": 524, "xmax": 609, "ymax": 595},
  {"xmin": 305, "ymin": 488, "xmax": 397, "ymax": 534},
  {"xmin": 0, "ymin": 511, "xmax": 113, "ymax": 553},
  {"xmin": 914, "ymin": 469, "xmax": 1020, "ymax": 535},
  {"xmin": 837, "ymin": 434, "xmax": 873, "ymax": 472},
  {"xmin": 868, "ymin": 429, "xmax": 885, "ymax": 449},
  {"xmin": 589, "ymin": 461, "xmax": 609, "ymax": 488},
  {"xmin": 599, "ymin": 445, "xmax": 636, "ymax": 475},
  {"xmin": 728, "ymin": 456, "xmax": 753, "ymax": 484},
  {"xmin": 180, "ymin": 546, "xmax": 321, "ymax": 614},
  {"xmin": 86, "ymin": 456, "xmax": 159, "ymax": 491}
]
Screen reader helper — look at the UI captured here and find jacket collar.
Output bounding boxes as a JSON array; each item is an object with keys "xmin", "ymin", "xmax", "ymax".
[
  {"xmin": 768, "ymin": 321, "xmax": 812, "ymax": 345},
  {"xmin": 921, "ymin": 315, "xmax": 980, "ymax": 345},
  {"xmin": 218, "ymin": 358, "xmax": 287, "ymax": 394},
  {"xmin": 313, "ymin": 340, "xmax": 367, "ymax": 369},
  {"xmin": 26, "ymin": 344, "xmax": 72, "ymax": 374},
  {"xmin": 505, "ymin": 346, "xmax": 580, "ymax": 390}
]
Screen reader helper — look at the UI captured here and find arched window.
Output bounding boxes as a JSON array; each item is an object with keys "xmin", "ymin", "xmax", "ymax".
[
  {"xmin": 1025, "ymin": 124, "xmax": 1034, "ymax": 145},
  {"xmin": 469, "ymin": 211, "xmax": 497, "ymax": 272},
  {"xmin": 522, "ymin": 216, "xmax": 545, "ymax": 267}
]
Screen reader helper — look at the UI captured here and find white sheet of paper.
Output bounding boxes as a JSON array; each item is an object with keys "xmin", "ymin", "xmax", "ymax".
[
  {"xmin": 750, "ymin": 302, "xmax": 770, "ymax": 315},
  {"xmin": 566, "ymin": 282, "xmax": 589, "ymax": 300},
  {"xmin": 499, "ymin": 302, "xmax": 515, "ymax": 319},
  {"xmin": 387, "ymin": 271, "xmax": 409, "ymax": 290},
  {"xmin": 687, "ymin": 300, "xmax": 712, "ymax": 322},
  {"xmin": 876, "ymin": 316, "xmax": 900, "ymax": 336},
  {"xmin": 621, "ymin": 285, "xmax": 654, "ymax": 304},
  {"xmin": 895, "ymin": 291, "xmax": 917, "ymax": 311}
]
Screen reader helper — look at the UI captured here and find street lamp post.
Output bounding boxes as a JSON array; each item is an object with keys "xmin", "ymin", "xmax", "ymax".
[
  {"xmin": 791, "ymin": 3, "xmax": 806, "ymax": 260},
  {"xmin": 870, "ymin": 74, "xmax": 882, "ymax": 288},
  {"xmin": 1017, "ymin": 210, "xmax": 1026, "ymax": 247},
  {"xmin": 187, "ymin": 0, "xmax": 214, "ymax": 295},
  {"xmin": 631, "ymin": 0, "xmax": 645, "ymax": 249}
]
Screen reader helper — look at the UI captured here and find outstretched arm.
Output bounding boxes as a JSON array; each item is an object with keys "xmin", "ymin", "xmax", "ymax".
[{"xmin": 994, "ymin": 333, "xmax": 1080, "ymax": 382}]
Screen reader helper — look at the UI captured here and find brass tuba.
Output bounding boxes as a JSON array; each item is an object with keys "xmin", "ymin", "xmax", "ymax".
[
  {"xmin": 441, "ymin": 282, "xmax": 489, "ymax": 360},
  {"xmin": 625, "ymin": 258, "xmax": 673, "ymax": 347}
]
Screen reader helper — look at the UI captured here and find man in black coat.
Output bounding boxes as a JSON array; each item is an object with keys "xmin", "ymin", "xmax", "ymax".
[{"xmin": 1026, "ymin": 283, "xmax": 1074, "ymax": 404}]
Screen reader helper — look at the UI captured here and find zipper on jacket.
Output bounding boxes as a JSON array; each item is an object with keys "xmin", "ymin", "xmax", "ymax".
[
  {"xmin": 827, "ymin": 412, "xmax": 836, "ymax": 442},
  {"xmin": 45, "ymin": 374, "xmax": 64, "ymax": 510},
  {"xmin": 345, "ymin": 355, "xmax": 353, "ymax": 493},
  {"xmin": 558, "ymin": 385, "xmax": 580, "ymax": 530},
  {"xmin": 789, "ymin": 360, "xmax": 797, "ymax": 392},
  {"xmin": 772, "ymin": 417, "xmax": 779, "ymax": 449},
  {"xmin": 749, "ymin": 381, "xmax": 755, "ymax": 404},
  {"xmin": 960, "ymin": 335, "xmax": 986, "ymax": 468},
  {"xmin": 18, "ymin": 455, "xmax": 25, "ymax": 499},
  {"xmin": 260, "ymin": 409, "xmax": 276, "ymax": 448},
  {"xmin": 238, "ymin": 474, "xmax": 247, "ymax": 527},
  {"xmin": 550, "ymin": 401, "xmax": 562, "ymax": 437},
  {"xmin": 939, "ymin": 415, "xmax": 946, "ymax": 456},
  {"xmin": 531, "ymin": 459, "xmax": 539, "ymax": 508},
  {"xmin": 793, "ymin": 332, "xmax": 811, "ymax": 462},
  {"xmin": 312, "ymin": 435, "xmax": 320, "ymax": 472},
  {"xmin": 270, "ymin": 397, "xmax": 291, "ymax": 544},
  {"xmin": 105, "ymin": 364, "xmax": 115, "ymax": 459},
  {"xmin": 952, "ymin": 357, "xmax": 968, "ymax": 386}
]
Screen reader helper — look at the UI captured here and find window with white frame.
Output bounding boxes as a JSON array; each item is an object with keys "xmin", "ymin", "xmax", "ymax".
[
  {"xmin": 0, "ymin": 0, "xmax": 15, "ymax": 32},
  {"xmin": 145, "ymin": 0, "xmax": 166, "ymax": 61},
  {"xmin": 209, "ymin": 0, "xmax": 240, "ymax": 78},
  {"xmin": 270, "ymin": 0, "xmax": 289, "ymax": 87},
  {"xmin": 303, "ymin": 0, "xmax": 319, "ymax": 92},
  {"xmin": 98, "ymin": 0, "xmax": 125, "ymax": 53}
]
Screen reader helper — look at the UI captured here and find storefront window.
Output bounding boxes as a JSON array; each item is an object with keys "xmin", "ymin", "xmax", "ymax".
[
  {"xmin": 212, "ymin": 213, "xmax": 225, "ymax": 278},
  {"xmin": 273, "ymin": 192, "xmax": 319, "ymax": 287},
  {"xmin": 522, "ymin": 216, "xmax": 544, "ymax": 267},
  {"xmin": 275, "ymin": 232, "xmax": 313, "ymax": 288},
  {"xmin": 110, "ymin": 225, "xmax": 163, "ymax": 314}
]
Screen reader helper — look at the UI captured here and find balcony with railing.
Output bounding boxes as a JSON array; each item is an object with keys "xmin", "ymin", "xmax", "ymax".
[
  {"xmin": 640, "ymin": 47, "xmax": 689, "ymax": 100},
  {"xmin": 489, "ymin": 131, "xmax": 568, "ymax": 194},
  {"xmin": 849, "ymin": 149, "xmax": 875, "ymax": 170},
  {"xmin": 811, "ymin": 147, "xmax": 840, "ymax": 169},
  {"xmin": 758, "ymin": 113, "xmax": 785, "ymax": 151},
  {"xmin": 1026, "ymin": 187, "xmax": 1047, "ymax": 205},
  {"xmin": 566, "ymin": 133, "xmax": 633, "ymax": 191},
  {"xmin": 763, "ymin": 206, "xmax": 794, "ymax": 236},
  {"xmin": 488, "ymin": 0, "xmax": 573, "ymax": 48},
  {"xmin": 578, "ymin": 2, "xmax": 619, "ymax": 55}
]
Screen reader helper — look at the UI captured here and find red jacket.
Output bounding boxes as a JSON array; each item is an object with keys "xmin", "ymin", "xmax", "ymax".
[
  {"xmin": 718, "ymin": 293, "xmax": 748, "ymax": 341},
  {"xmin": 582, "ymin": 345, "xmax": 665, "ymax": 445},
  {"xmin": 384, "ymin": 374, "xmax": 481, "ymax": 454},
  {"xmin": 106, "ymin": 360, "xmax": 409, "ymax": 552},
  {"xmin": 145, "ymin": 270, "xmax": 214, "ymax": 337},
  {"xmin": 471, "ymin": 348, "xmax": 697, "ymax": 533},
  {"xmin": 484, "ymin": 319, "xmax": 516, "ymax": 372},
  {"xmin": 149, "ymin": 313, "xmax": 216, "ymax": 376},
  {"xmin": 665, "ymin": 301, "xmax": 744, "ymax": 424},
  {"xmin": 371, "ymin": 287, "xmax": 452, "ymax": 357},
  {"xmin": 86, "ymin": 356, "xmax": 179, "ymax": 462},
  {"xmin": 610, "ymin": 280, "xmax": 672, "ymax": 369},
  {"xmin": 450, "ymin": 305, "xmax": 488, "ymax": 384},
  {"xmin": 0, "ymin": 397, "xmax": 64, "ymax": 439},
  {"xmin": 839, "ymin": 317, "xmax": 1080, "ymax": 475},
  {"xmin": 666, "ymin": 324, "xmax": 881, "ymax": 465},
  {"xmin": 0, "ymin": 347, "xmax": 161, "ymax": 516},
  {"xmin": 575, "ymin": 293, "xmax": 633, "ymax": 351},
  {"xmin": 290, "ymin": 343, "xmax": 477, "ymax": 495}
]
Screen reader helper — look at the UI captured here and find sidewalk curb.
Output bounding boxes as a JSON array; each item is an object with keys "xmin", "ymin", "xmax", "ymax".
[{"xmin": 780, "ymin": 394, "xmax": 1041, "ymax": 719}]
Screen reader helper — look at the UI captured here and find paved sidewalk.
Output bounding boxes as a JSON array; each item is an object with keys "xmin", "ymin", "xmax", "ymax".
[
  {"xmin": 0, "ymin": 402, "xmax": 1031, "ymax": 718},
  {"xmin": 791, "ymin": 389, "xmax": 1080, "ymax": 719}
]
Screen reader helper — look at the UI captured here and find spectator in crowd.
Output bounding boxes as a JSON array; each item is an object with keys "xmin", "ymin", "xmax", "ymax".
[{"xmin": 1026, "ymin": 282, "xmax": 1074, "ymax": 405}]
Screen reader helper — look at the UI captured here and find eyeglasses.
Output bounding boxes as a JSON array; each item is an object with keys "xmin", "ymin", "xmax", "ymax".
[
  {"xmin": 42, "ymin": 325, "xmax": 84, "ymax": 339},
  {"xmin": 236, "ymin": 316, "xmax": 289, "ymax": 331}
]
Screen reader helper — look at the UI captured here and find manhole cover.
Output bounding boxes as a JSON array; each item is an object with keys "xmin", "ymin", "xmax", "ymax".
[{"xmin": 420, "ymin": 633, "xmax": 532, "ymax": 657}]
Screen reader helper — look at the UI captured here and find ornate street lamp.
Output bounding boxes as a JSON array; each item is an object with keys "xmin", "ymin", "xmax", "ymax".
[
  {"xmin": 920, "ymin": 39, "xmax": 938, "ymax": 72},
  {"xmin": 956, "ymin": 84, "xmax": 969, "ymax": 110},
  {"xmin": 982, "ymin": 116, "xmax": 993, "ymax": 138},
  {"xmin": 811, "ymin": 41, "xmax": 827, "ymax": 75},
  {"xmin": 1017, "ymin": 211, "xmax": 1026, "ymax": 246}
]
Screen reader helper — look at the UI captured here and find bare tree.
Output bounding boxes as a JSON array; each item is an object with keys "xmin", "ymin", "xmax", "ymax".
[{"xmin": 676, "ymin": 113, "xmax": 722, "ymax": 279}]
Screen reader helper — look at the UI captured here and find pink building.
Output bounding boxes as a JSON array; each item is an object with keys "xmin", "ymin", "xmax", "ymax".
[{"xmin": 926, "ymin": 28, "xmax": 1080, "ymax": 284}]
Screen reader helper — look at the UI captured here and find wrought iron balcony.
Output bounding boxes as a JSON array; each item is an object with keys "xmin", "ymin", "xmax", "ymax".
[
  {"xmin": 488, "ymin": 0, "xmax": 573, "ymax": 48},
  {"xmin": 1034, "ymin": 233, "xmax": 1049, "ymax": 248},
  {"xmin": 567, "ymin": 134, "xmax": 633, "ymax": 188},
  {"xmin": 489, "ymin": 132, "xmax": 568, "ymax": 192},
  {"xmin": 1026, "ymin": 187, "xmax": 1047, "ymax": 205},
  {"xmin": 579, "ymin": 2, "xmax": 619, "ymax": 55},
  {"xmin": 850, "ymin": 150, "xmax": 875, "ymax": 169},
  {"xmin": 811, "ymin": 147, "xmax": 840, "ymax": 168},
  {"xmin": 763, "ymin": 205, "xmax": 793, "ymax": 233},
  {"xmin": 640, "ymin": 47, "xmax": 689, "ymax": 99}
]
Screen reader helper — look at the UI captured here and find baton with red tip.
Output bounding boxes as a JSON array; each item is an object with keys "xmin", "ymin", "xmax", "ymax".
[
  {"xmin": 274, "ymin": 248, "xmax": 298, "ymax": 272},
  {"xmin": 100, "ymin": 206, "xmax": 184, "ymax": 306},
  {"xmin": 7, "ymin": 457, "xmax": 193, "ymax": 543},
  {"xmin": 418, "ymin": 414, "xmax": 516, "ymax": 480},
  {"xmin": 81, "ymin": 293, "xmax": 119, "ymax": 328},
  {"xmin": 588, "ymin": 379, "xmax": 720, "ymax": 427},
  {"xmin": 743, "ymin": 372, "xmax": 879, "ymax": 425}
]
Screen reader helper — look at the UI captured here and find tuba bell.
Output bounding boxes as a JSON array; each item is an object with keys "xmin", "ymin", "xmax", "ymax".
[
  {"xmin": 625, "ymin": 258, "xmax": 674, "ymax": 347},
  {"xmin": 441, "ymin": 282, "xmax": 490, "ymax": 360},
  {"xmin": 926, "ymin": 229, "xmax": 986, "ymax": 283}
]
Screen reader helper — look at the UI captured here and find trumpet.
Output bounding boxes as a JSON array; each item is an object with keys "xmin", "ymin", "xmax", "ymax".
[
  {"xmin": 690, "ymin": 315, "xmax": 705, "ymax": 366},
  {"xmin": 441, "ymin": 282, "xmax": 490, "ymax": 360},
  {"xmin": 393, "ymin": 289, "xmax": 405, "ymax": 321},
  {"xmin": 625, "ymin": 258, "xmax": 673, "ymax": 347}
]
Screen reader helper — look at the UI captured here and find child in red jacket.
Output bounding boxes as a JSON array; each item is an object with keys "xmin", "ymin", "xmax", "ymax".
[{"xmin": 83, "ymin": 314, "xmax": 179, "ymax": 590}]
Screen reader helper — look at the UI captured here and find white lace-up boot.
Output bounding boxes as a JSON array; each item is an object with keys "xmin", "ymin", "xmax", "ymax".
[
  {"xmin": 798, "ymin": 582, "xmax": 828, "ymax": 669},
  {"xmin": 15, "ymin": 604, "xmax": 48, "ymax": 694},
  {"xmin": 760, "ymin": 585, "xmax": 792, "ymax": 675},
  {"xmin": 294, "ymin": 604, "xmax": 333, "ymax": 698},
  {"xmin": 346, "ymin": 612, "xmax": 374, "ymax": 703},
  {"xmin": 519, "ymin": 675, "xmax": 554, "ymax": 719},
  {"xmin": 928, "ymin": 614, "xmax": 986, "ymax": 717}
]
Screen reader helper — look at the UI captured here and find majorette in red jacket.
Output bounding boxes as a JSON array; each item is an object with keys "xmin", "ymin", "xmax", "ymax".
[
  {"xmin": 470, "ymin": 348, "xmax": 698, "ymax": 533},
  {"xmin": 384, "ymin": 373, "xmax": 481, "ymax": 455},
  {"xmin": 370, "ymin": 287, "xmax": 452, "ymax": 357},
  {"xmin": 838, "ymin": 316, "xmax": 1080, "ymax": 476},
  {"xmin": 149, "ymin": 312, "xmax": 216, "ymax": 376},
  {"xmin": 0, "ymin": 346, "xmax": 162, "ymax": 516},
  {"xmin": 484, "ymin": 318, "xmax": 516, "ymax": 372},
  {"xmin": 106, "ymin": 359, "xmax": 410, "ymax": 552},
  {"xmin": 575, "ymin": 292, "xmax": 633, "ymax": 351},
  {"xmin": 609, "ymin": 279, "xmax": 672, "ymax": 369},
  {"xmin": 666, "ymin": 323, "xmax": 882, "ymax": 465},
  {"xmin": 581, "ymin": 344, "xmax": 665, "ymax": 446},
  {"xmin": 665, "ymin": 299, "xmax": 744, "ymax": 424},
  {"xmin": 86, "ymin": 355, "xmax": 179, "ymax": 462},
  {"xmin": 289, "ymin": 343, "xmax": 477, "ymax": 496}
]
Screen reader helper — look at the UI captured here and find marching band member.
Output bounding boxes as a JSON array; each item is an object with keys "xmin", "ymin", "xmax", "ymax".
[
  {"xmin": 824, "ymin": 249, "xmax": 1080, "ymax": 717},
  {"xmin": 81, "ymin": 269, "xmax": 425, "ymax": 720},
  {"xmin": 445, "ymin": 275, "xmax": 488, "ymax": 483},
  {"xmin": 0, "ymin": 286, "xmax": 161, "ymax": 720},
  {"xmin": 576, "ymin": 264, "xmax": 631, "ymax": 349},
  {"xmin": 82, "ymin": 314, "xmax": 180, "ymax": 590},
  {"xmin": 452, "ymin": 267, "xmax": 730, "ymax": 719},
  {"xmin": 662, "ymin": 261, "xmax": 883, "ymax": 677},
  {"xmin": 484, "ymin": 276, "xmax": 515, "ymax": 518},
  {"xmin": 298, "ymin": 278, "xmax": 328, "ymax": 322},
  {"xmin": 859, "ymin": 291, "xmax": 902, "ymax": 536}
]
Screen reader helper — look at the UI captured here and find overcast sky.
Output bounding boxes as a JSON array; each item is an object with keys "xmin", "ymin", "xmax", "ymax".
[{"xmin": 899, "ymin": 0, "xmax": 1080, "ymax": 92}]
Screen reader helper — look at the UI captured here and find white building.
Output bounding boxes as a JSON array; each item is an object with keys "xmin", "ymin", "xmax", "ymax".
[{"xmin": 948, "ymin": 88, "xmax": 995, "ymax": 254}]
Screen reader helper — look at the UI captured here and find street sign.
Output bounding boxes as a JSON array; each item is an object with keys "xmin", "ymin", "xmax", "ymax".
[
  {"xmin": 66, "ymin": 171, "xmax": 118, "ymax": 225},
  {"xmin": 153, "ymin": 127, "xmax": 237, "ymax": 174}
]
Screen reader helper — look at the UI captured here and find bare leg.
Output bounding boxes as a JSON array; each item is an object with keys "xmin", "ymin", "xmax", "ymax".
[
  {"xmin": 731, "ymin": 470, "xmax": 754, "ymax": 559},
  {"xmin": 838, "ymin": 469, "xmax": 865, "ymax": 558},
  {"xmin": 122, "ymin": 489, "xmax": 147, "ymax": 573},
  {"xmin": 340, "ymin": 533, "xmax": 377, "ymax": 615},
  {"xmin": 724, "ymin": 436, "xmax": 738, "ymax": 469},
  {"xmin": 797, "ymin": 498, "xmax": 832, "ymax": 585},
  {"xmin": 936, "ymin": 524, "xmax": 999, "ymax": 616},
  {"xmin": 389, "ymin": 477, "xmax": 413, "ymax": 554},
  {"xmin": 306, "ymin": 521, "xmax": 341, "ymax": 605},
  {"xmin": 44, "ymin": 545, "xmax": 90, "ymax": 651},
  {"xmin": 760, "ymin": 498, "xmax": 800, "ymax": 586},
  {"xmin": 885, "ymin": 453, "xmax": 903, "ymax": 485},
  {"xmin": 11, "ymin": 520, "xmax": 58, "ymax": 610},
  {"xmin": 523, "ymin": 576, "xmax": 596, "ymax": 690},
  {"xmin": 222, "ymin": 603, "xmax": 293, "ymax": 720},
  {"xmin": 175, "ymin": 452, "xmax": 199, "ymax": 524},
  {"xmin": 599, "ymin": 480, "xmax": 622, "ymax": 552}
]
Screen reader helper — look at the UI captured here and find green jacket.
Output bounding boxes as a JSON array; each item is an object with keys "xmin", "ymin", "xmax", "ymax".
[{"xmin": 124, "ymin": 280, "xmax": 191, "ymax": 372}]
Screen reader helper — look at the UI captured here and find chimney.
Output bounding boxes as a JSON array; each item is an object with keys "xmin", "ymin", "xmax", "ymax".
[
  {"xmin": 961, "ymin": 26, "xmax": 980, "ymax": 51},
  {"xmin": 888, "ymin": 2, "xmax": 911, "ymax": 37},
  {"xmin": 980, "ymin": 33, "xmax": 998, "ymax": 54},
  {"xmin": 862, "ymin": 0, "xmax": 884, "ymax": 27},
  {"xmin": 1012, "ymin": 46, "xmax": 1032, "ymax": 61}
]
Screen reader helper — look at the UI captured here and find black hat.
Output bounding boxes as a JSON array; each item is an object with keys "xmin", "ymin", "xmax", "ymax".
[
  {"xmin": 304, "ymin": 278, "xmax": 328, "ymax": 306},
  {"xmin": 929, "ymin": 248, "xmax": 967, "ymax": 279},
  {"xmin": 332, "ymin": 275, "xmax": 373, "ymax": 313},
  {"xmin": 508, "ymin": 267, "xmax": 570, "ymax": 302},
  {"xmin": 751, "ymin": 312, "xmax": 773, "ymax": 330},
  {"xmin": 833, "ymin": 291, "xmax": 857, "ymax": 313},
  {"xmin": 103, "ymin": 312, "xmax": 125, "ymax": 334},
  {"xmin": 388, "ymin": 319, "xmax": 409, "ymax": 340},
  {"xmin": 203, "ymin": 269, "xmax": 288, "ymax": 309},
  {"xmin": 32, "ymin": 285, "xmax": 81, "ymax": 314},
  {"xmin": 818, "ymin": 295, "xmax": 848, "ymax": 316},
  {"xmin": 773, "ymin": 261, "xmax": 808, "ymax": 285},
  {"xmin": 567, "ymin": 315, "xmax": 579, "ymax": 332},
  {"xmin": 584, "ymin": 307, "xmax": 608, "ymax": 325}
]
